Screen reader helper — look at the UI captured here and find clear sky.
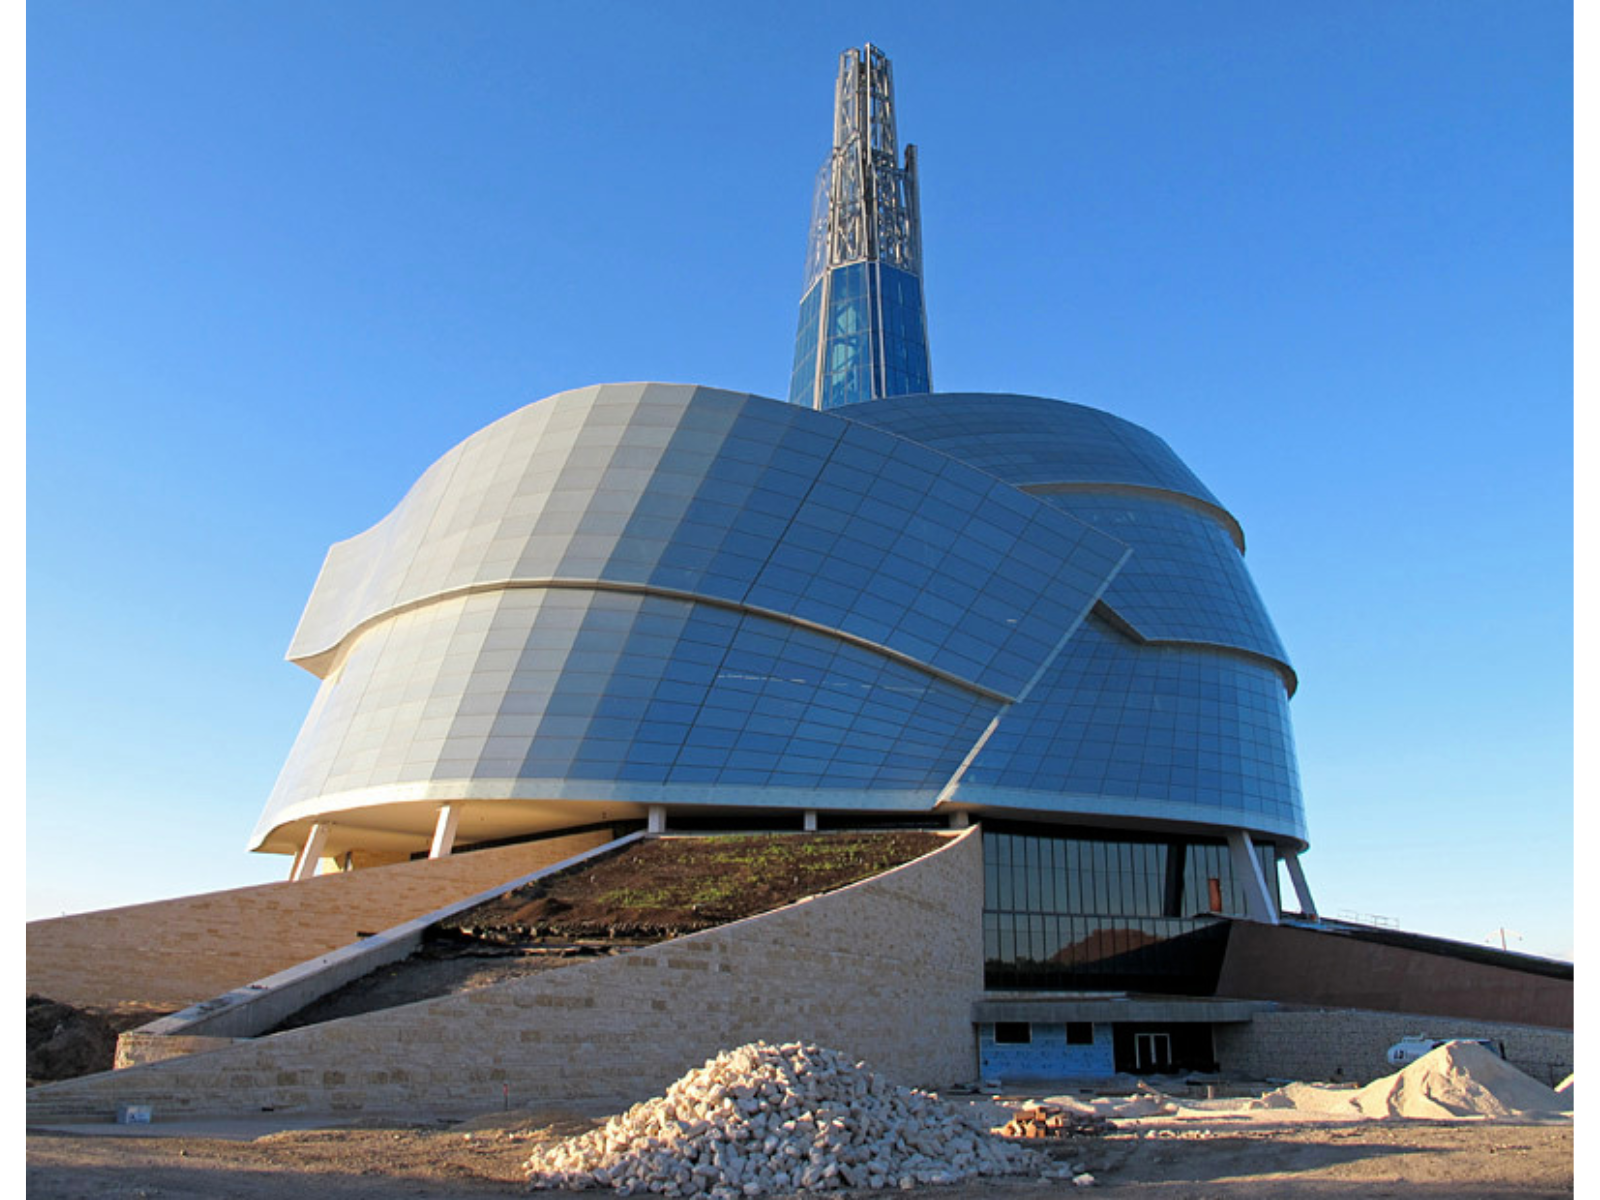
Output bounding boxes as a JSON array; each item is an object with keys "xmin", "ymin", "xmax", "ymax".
[{"xmin": 26, "ymin": 1, "xmax": 1573, "ymax": 958}]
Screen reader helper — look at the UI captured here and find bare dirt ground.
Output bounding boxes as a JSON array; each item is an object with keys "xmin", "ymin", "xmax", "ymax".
[
  {"xmin": 27, "ymin": 999, "xmax": 179, "ymax": 1084},
  {"xmin": 449, "ymin": 831, "xmax": 948, "ymax": 941},
  {"xmin": 26, "ymin": 1109, "xmax": 1574, "ymax": 1199}
]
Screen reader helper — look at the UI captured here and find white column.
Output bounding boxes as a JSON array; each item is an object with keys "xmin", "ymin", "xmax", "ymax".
[
  {"xmin": 947, "ymin": 811, "xmax": 971, "ymax": 829},
  {"xmin": 429, "ymin": 804, "xmax": 461, "ymax": 859},
  {"xmin": 290, "ymin": 823, "xmax": 330, "ymax": 882},
  {"xmin": 1283, "ymin": 850, "xmax": 1318, "ymax": 918},
  {"xmin": 1225, "ymin": 829, "xmax": 1280, "ymax": 925},
  {"xmin": 803, "ymin": 809, "xmax": 818, "ymax": 832},
  {"xmin": 647, "ymin": 805, "xmax": 667, "ymax": 834}
]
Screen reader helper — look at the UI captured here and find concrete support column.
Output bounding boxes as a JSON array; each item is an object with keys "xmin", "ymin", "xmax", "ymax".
[
  {"xmin": 647, "ymin": 805, "xmax": 667, "ymax": 834},
  {"xmin": 428, "ymin": 804, "xmax": 461, "ymax": 859},
  {"xmin": 1283, "ymin": 850, "xmax": 1318, "ymax": 918},
  {"xmin": 947, "ymin": 811, "xmax": 971, "ymax": 829},
  {"xmin": 802, "ymin": 809, "xmax": 818, "ymax": 832},
  {"xmin": 1225, "ymin": 829, "xmax": 1280, "ymax": 925},
  {"xmin": 289, "ymin": 823, "xmax": 330, "ymax": 882}
]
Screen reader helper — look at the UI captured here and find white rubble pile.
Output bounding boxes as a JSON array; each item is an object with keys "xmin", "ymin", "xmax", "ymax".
[{"xmin": 524, "ymin": 1041, "xmax": 1053, "ymax": 1195}]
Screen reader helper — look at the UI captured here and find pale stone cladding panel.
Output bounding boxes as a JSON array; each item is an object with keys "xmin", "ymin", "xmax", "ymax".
[
  {"xmin": 26, "ymin": 828, "xmax": 985, "ymax": 1122},
  {"xmin": 1214, "ymin": 1007, "xmax": 1575, "ymax": 1087},
  {"xmin": 25, "ymin": 832, "xmax": 610, "ymax": 1010}
]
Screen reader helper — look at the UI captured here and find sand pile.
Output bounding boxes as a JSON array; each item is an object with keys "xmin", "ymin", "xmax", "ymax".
[
  {"xmin": 1248, "ymin": 1042, "xmax": 1566, "ymax": 1121},
  {"xmin": 1034, "ymin": 1092, "xmax": 1178, "ymax": 1120},
  {"xmin": 1245, "ymin": 1081, "xmax": 1366, "ymax": 1117},
  {"xmin": 524, "ymin": 1041, "xmax": 1053, "ymax": 1195},
  {"xmin": 1352, "ymin": 1042, "xmax": 1566, "ymax": 1120}
]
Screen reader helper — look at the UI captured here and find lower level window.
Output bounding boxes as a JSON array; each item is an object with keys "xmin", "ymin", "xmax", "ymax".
[{"xmin": 993, "ymin": 1022, "xmax": 1031, "ymax": 1044}]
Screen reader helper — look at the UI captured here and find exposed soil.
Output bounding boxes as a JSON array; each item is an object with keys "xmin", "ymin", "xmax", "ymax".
[
  {"xmin": 269, "ymin": 832, "xmax": 946, "ymax": 1032},
  {"xmin": 25, "ymin": 1110, "xmax": 1575, "ymax": 1198},
  {"xmin": 27, "ymin": 997, "xmax": 178, "ymax": 1085},
  {"xmin": 446, "ymin": 831, "xmax": 949, "ymax": 941}
]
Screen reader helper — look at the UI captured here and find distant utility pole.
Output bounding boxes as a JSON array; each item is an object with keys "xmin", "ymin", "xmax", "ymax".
[{"xmin": 1486, "ymin": 927, "xmax": 1523, "ymax": 950}]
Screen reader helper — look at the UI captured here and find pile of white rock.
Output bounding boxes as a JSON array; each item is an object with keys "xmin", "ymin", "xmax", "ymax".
[{"xmin": 524, "ymin": 1041, "xmax": 1054, "ymax": 1195}]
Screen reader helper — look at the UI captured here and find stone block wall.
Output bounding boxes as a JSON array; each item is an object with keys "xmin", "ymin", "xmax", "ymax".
[
  {"xmin": 1213, "ymin": 1006, "xmax": 1575, "ymax": 1087},
  {"xmin": 26, "ymin": 828, "xmax": 986, "ymax": 1123},
  {"xmin": 26, "ymin": 831, "xmax": 612, "ymax": 1010}
]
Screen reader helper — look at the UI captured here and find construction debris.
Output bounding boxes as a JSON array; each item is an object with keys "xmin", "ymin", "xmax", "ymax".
[
  {"xmin": 524, "ymin": 1041, "xmax": 1055, "ymax": 1194},
  {"xmin": 996, "ymin": 1104, "xmax": 1112, "ymax": 1139}
]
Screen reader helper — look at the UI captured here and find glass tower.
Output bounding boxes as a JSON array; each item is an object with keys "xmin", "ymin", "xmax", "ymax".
[{"xmin": 787, "ymin": 45, "xmax": 932, "ymax": 410}]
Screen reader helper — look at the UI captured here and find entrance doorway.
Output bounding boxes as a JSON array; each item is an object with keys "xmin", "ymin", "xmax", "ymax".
[
  {"xmin": 1112, "ymin": 1023, "xmax": 1215, "ymax": 1074},
  {"xmin": 1133, "ymin": 1032, "xmax": 1172, "ymax": 1072}
]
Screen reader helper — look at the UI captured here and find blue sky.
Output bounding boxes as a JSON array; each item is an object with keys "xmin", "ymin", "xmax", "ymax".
[{"xmin": 26, "ymin": 1, "xmax": 1572, "ymax": 958}]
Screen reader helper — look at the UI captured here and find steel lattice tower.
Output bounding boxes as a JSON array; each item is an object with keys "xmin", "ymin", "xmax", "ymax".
[{"xmin": 787, "ymin": 45, "xmax": 932, "ymax": 410}]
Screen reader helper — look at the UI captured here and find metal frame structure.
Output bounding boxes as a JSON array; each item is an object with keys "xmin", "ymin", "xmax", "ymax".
[{"xmin": 791, "ymin": 45, "xmax": 932, "ymax": 410}]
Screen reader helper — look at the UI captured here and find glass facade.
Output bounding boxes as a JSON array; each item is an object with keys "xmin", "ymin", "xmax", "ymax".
[
  {"xmin": 965, "ymin": 612, "xmax": 1302, "ymax": 835},
  {"xmin": 874, "ymin": 264, "xmax": 932, "ymax": 398},
  {"xmin": 982, "ymin": 823, "xmax": 1279, "ymax": 992},
  {"xmin": 261, "ymin": 41, "xmax": 1308, "ymax": 914},
  {"xmin": 1040, "ymin": 493, "xmax": 1290, "ymax": 669},
  {"xmin": 835, "ymin": 393, "xmax": 1229, "ymax": 517},
  {"xmin": 788, "ymin": 262, "xmax": 932, "ymax": 410},
  {"xmin": 787, "ymin": 43, "xmax": 931, "ymax": 411},
  {"xmin": 259, "ymin": 384, "xmax": 1305, "ymax": 866},
  {"xmin": 275, "ymin": 587, "xmax": 1003, "ymax": 803},
  {"xmin": 787, "ymin": 280, "xmax": 825, "ymax": 407}
]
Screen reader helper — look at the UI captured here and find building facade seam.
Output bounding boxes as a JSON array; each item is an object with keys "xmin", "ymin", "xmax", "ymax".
[
  {"xmin": 1090, "ymin": 600, "xmax": 1299, "ymax": 696},
  {"xmin": 935, "ymin": 544, "xmax": 1135, "ymax": 805},
  {"xmin": 289, "ymin": 578, "xmax": 1019, "ymax": 704},
  {"xmin": 1019, "ymin": 482, "xmax": 1246, "ymax": 553}
]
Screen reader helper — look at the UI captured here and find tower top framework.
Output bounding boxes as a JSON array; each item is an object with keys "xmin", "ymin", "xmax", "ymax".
[{"xmin": 788, "ymin": 44, "xmax": 932, "ymax": 410}]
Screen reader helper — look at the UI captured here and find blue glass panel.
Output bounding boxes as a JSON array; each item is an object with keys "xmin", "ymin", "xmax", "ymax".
[
  {"xmin": 787, "ymin": 278, "xmax": 825, "ymax": 406},
  {"xmin": 494, "ymin": 593, "xmax": 1003, "ymax": 789},
  {"xmin": 966, "ymin": 612, "xmax": 1302, "ymax": 831},
  {"xmin": 832, "ymin": 394, "xmax": 1225, "ymax": 512}
]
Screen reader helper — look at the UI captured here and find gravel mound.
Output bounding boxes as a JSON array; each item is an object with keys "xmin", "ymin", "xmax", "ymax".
[{"xmin": 524, "ymin": 1041, "xmax": 1051, "ymax": 1194}]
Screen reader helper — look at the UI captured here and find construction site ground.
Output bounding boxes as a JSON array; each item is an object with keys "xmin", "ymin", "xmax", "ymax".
[{"xmin": 27, "ymin": 1104, "xmax": 1575, "ymax": 1198}]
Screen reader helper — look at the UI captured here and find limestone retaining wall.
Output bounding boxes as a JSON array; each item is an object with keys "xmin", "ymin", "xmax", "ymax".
[
  {"xmin": 1213, "ymin": 1006, "xmax": 1574, "ymax": 1087},
  {"xmin": 26, "ymin": 828, "xmax": 986, "ymax": 1122},
  {"xmin": 26, "ymin": 831, "xmax": 612, "ymax": 1010}
]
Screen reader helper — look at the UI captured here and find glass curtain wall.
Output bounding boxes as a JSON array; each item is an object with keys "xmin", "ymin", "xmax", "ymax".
[
  {"xmin": 788, "ymin": 263, "xmax": 931, "ymax": 410},
  {"xmin": 982, "ymin": 823, "xmax": 1279, "ymax": 992}
]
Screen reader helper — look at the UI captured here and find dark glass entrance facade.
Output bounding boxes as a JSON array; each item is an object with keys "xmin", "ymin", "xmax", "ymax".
[{"xmin": 982, "ymin": 821, "xmax": 1279, "ymax": 993}]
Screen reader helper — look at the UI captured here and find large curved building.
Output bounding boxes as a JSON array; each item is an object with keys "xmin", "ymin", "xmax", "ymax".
[{"xmin": 256, "ymin": 44, "xmax": 1314, "ymax": 993}]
